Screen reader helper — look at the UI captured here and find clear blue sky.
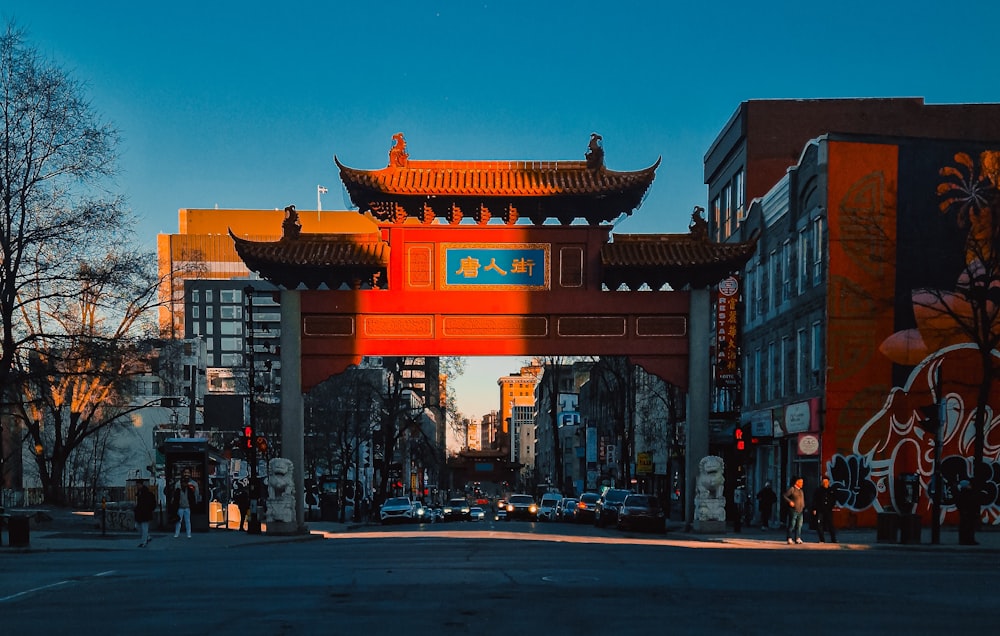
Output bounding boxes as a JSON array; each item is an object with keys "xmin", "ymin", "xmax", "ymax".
[{"xmin": 6, "ymin": 1, "xmax": 998, "ymax": 419}]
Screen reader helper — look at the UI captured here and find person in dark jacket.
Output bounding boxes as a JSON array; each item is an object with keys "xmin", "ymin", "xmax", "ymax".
[
  {"xmin": 810, "ymin": 478, "xmax": 838, "ymax": 543},
  {"xmin": 756, "ymin": 482, "xmax": 777, "ymax": 530},
  {"xmin": 134, "ymin": 482, "xmax": 156, "ymax": 547},
  {"xmin": 955, "ymin": 480, "xmax": 980, "ymax": 546}
]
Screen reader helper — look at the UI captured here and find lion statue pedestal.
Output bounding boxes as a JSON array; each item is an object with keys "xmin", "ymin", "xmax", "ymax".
[
  {"xmin": 693, "ymin": 455, "xmax": 726, "ymax": 533},
  {"xmin": 266, "ymin": 457, "xmax": 297, "ymax": 535}
]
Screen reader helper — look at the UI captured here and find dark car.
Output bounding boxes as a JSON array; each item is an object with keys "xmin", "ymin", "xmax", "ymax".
[
  {"xmin": 443, "ymin": 498, "xmax": 471, "ymax": 521},
  {"xmin": 504, "ymin": 494, "xmax": 538, "ymax": 521},
  {"xmin": 594, "ymin": 488, "xmax": 631, "ymax": 527},
  {"xmin": 616, "ymin": 494, "xmax": 666, "ymax": 533},
  {"xmin": 575, "ymin": 492, "xmax": 600, "ymax": 524}
]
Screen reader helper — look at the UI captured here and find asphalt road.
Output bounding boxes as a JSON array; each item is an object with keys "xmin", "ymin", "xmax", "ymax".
[{"xmin": 2, "ymin": 520, "xmax": 996, "ymax": 635}]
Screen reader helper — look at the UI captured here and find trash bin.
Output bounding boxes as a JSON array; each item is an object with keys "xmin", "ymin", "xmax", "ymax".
[
  {"xmin": 899, "ymin": 513, "xmax": 922, "ymax": 544},
  {"xmin": 8, "ymin": 515, "xmax": 30, "ymax": 547},
  {"xmin": 876, "ymin": 512, "xmax": 899, "ymax": 543}
]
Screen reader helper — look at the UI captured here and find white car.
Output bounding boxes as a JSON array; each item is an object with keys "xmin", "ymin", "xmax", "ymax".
[
  {"xmin": 537, "ymin": 492, "xmax": 563, "ymax": 521},
  {"xmin": 380, "ymin": 497, "xmax": 415, "ymax": 524},
  {"xmin": 469, "ymin": 506, "xmax": 486, "ymax": 521}
]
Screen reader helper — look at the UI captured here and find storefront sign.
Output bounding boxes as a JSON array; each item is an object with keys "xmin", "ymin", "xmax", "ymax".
[
  {"xmin": 797, "ymin": 433, "xmax": 820, "ymax": 456},
  {"xmin": 714, "ymin": 276, "xmax": 740, "ymax": 387}
]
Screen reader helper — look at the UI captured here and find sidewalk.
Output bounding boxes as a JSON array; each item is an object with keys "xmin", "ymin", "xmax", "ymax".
[{"xmin": 3, "ymin": 506, "xmax": 996, "ymax": 553}]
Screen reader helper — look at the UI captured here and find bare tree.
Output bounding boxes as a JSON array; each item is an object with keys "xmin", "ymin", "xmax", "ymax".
[
  {"xmin": 0, "ymin": 22, "xmax": 126, "ymax": 490},
  {"xmin": 14, "ymin": 249, "xmax": 163, "ymax": 504}
]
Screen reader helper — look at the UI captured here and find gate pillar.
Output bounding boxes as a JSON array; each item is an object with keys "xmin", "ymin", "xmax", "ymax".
[
  {"xmin": 280, "ymin": 289, "xmax": 306, "ymax": 532},
  {"xmin": 685, "ymin": 286, "xmax": 711, "ymax": 530}
]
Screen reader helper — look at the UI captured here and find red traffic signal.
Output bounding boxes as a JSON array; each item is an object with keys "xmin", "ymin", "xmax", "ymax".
[
  {"xmin": 734, "ymin": 426, "xmax": 746, "ymax": 451},
  {"xmin": 244, "ymin": 426, "xmax": 254, "ymax": 449}
]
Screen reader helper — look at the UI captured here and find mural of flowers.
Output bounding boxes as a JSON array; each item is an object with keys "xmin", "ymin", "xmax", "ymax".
[{"xmin": 879, "ymin": 150, "xmax": 1000, "ymax": 365}]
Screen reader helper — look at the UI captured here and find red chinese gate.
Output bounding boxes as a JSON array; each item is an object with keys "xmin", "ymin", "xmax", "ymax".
[{"xmin": 232, "ymin": 134, "xmax": 756, "ymax": 532}]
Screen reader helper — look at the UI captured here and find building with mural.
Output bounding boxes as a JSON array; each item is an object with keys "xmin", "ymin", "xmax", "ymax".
[{"xmin": 736, "ymin": 131, "xmax": 1000, "ymax": 529}]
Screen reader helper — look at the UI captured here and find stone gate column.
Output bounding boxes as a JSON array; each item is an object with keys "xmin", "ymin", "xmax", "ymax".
[
  {"xmin": 685, "ymin": 286, "xmax": 711, "ymax": 530},
  {"xmin": 280, "ymin": 289, "xmax": 306, "ymax": 532}
]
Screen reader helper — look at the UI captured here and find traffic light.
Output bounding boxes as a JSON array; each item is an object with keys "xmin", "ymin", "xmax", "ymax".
[
  {"xmin": 734, "ymin": 425, "xmax": 746, "ymax": 452},
  {"xmin": 244, "ymin": 425, "xmax": 254, "ymax": 449}
]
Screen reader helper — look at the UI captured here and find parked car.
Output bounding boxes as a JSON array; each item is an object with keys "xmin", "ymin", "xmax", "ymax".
[
  {"xmin": 575, "ymin": 492, "xmax": 600, "ymax": 524},
  {"xmin": 443, "ymin": 498, "xmax": 471, "ymax": 521},
  {"xmin": 594, "ymin": 488, "xmax": 632, "ymax": 527},
  {"xmin": 537, "ymin": 492, "xmax": 563, "ymax": 521},
  {"xmin": 380, "ymin": 496, "xmax": 415, "ymax": 524},
  {"xmin": 616, "ymin": 494, "xmax": 666, "ymax": 533},
  {"xmin": 469, "ymin": 506, "xmax": 487, "ymax": 521},
  {"xmin": 504, "ymin": 494, "xmax": 538, "ymax": 521},
  {"xmin": 555, "ymin": 497, "xmax": 579, "ymax": 522}
]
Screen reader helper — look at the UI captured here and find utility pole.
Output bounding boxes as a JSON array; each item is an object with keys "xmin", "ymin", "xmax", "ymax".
[{"xmin": 245, "ymin": 285, "xmax": 262, "ymax": 534}]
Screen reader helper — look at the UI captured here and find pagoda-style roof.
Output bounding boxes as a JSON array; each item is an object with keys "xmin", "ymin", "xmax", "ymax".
[
  {"xmin": 230, "ymin": 206, "xmax": 389, "ymax": 290},
  {"xmin": 336, "ymin": 133, "xmax": 659, "ymax": 225},
  {"xmin": 601, "ymin": 208, "xmax": 759, "ymax": 290}
]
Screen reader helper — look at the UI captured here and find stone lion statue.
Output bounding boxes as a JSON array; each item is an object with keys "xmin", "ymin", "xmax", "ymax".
[
  {"xmin": 266, "ymin": 457, "xmax": 295, "ymax": 524},
  {"xmin": 696, "ymin": 455, "xmax": 725, "ymax": 500}
]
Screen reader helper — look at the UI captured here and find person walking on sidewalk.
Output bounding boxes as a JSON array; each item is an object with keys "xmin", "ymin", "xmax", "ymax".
[
  {"xmin": 134, "ymin": 482, "xmax": 156, "ymax": 547},
  {"xmin": 756, "ymin": 482, "xmax": 777, "ymax": 530},
  {"xmin": 172, "ymin": 471, "xmax": 199, "ymax": 538},
  {"xmin": 811, "ymin": 478, "xmax": 838, "ymax": 543},
  {"xmin": 783, "ymin": 477, "xmax": 806, "ymax": 544}
]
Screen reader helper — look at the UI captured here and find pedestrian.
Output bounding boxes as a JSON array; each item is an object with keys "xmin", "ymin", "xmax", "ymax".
[
  {"xmin": 783, "ymin": 477, "xmax": 806, "ymax": 545},
  {"xmin": 172, "ymin": 470, "xmax": 199, "ymax": 538},
  {"xmin": 134, "ymin": 481, "xmax": 156, "ymax": 547},
  {"xmin": 811, "ymin": 477, "xmax": 838, "ymax": 543},
  {"xmin": 733, "ymin": 485, "xmax": 746, "ymax": 532},
  {"xmin": 756, "ymin": 481, "xmax": 777, "ymax": 530},
  {"xmin": 234, "ymin": 487, "xmax": 250, "ymax": 531},
  {"xmin": 955, "ymin": 480, "xmax": 980, "ymax": 546}
]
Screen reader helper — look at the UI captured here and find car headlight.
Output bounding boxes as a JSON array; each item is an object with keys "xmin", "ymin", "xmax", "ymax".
[
  {"xmin": 506, "ymin": 504, "xmax": 513, "ymax": 512},
  {"xmin": 529, "ymin": 505, "xmax": 538, "ymax": 513}
]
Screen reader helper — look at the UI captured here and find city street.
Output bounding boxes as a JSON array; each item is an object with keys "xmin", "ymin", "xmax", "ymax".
[{"xmin": 3, "ymin": 518, "xmax": 996, "ymax": 635}]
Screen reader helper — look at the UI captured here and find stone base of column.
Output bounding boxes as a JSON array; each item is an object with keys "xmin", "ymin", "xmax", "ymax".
[
  {"xmin": 265, "ymin": 520, "xmax": 300, "ymax": 536},
  {"xmin": 692, "ymin": 519, "xmax": 726, "ymax": 533}
]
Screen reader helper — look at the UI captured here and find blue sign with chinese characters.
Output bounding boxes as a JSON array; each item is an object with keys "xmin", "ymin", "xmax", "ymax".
[{"xmin": 442, "ymin": 244, "xmax": 549, "ymax": 289}]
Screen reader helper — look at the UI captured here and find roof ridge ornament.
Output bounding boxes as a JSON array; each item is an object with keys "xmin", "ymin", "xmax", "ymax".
[
  {"xmin": 282, "ymin": 204, "xmax": 302, "ymax": 240},
  {"xmin": 389, "ymin": 132, "xmax": 409, "ymax": 168},
  {"xmin": 689, "ymin": 206, "xmax": 709, "ymax": 241},
  {"xmin": 586, "ymin": 133, "xmax": 604, "ymax": 171}
]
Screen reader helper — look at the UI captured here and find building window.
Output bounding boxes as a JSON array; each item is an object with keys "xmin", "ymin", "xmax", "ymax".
[
  {"xmin": 796, "ymin": 328, "xmax": 807, "ymax": 393},
  {"xmin": 767, "ymin": 341, "xmax": 776, "ymax": 400},
  {"xmin": 712, "ymin": 195, "xmax": 721, "ymax": 242},
  {"xmin": 205, "ymin": 290, "xmax": 213, "ymax": 303},
  {"xmin": 811, "ymin": 321, "xmax": 823, "ymax": 387},
  {"xmin": 220, "ymin": 305, "xmax": 242, "ymax": 320},
  {"xmin": 722, "ymin": 186, "xmax": 732, "ymax": 239},
  {"xmin": 780, "ymin": 335, "xmax": 791, "ymax": 399},
  {"xmin": 733, "ymin": 170, "xmax": 745, "ymax": 225},
  {"xmin": 768, "ymin": 249, "xmax": 778, "ymax": 310},
  {"xmin": 220, "ymin": 353, "xmax": 243, "ymax": 367},
  {"xmin": 812, "ymin": 216, "xmax": 824, "ymax": 286},
  {"xmin": 192, "ymin": 306, "xmax": 200, "ymax": 319},
  {"xmin": 753, "ymin": 348, "xmax": 762, "ymax": 403},
  {"xmin": 221, "ymin": 289, "xmax": 241, "ymax": 304},
  {"xmin": 220, "ymin": 321, "xmax": 242, "ymax": 335},
  {"xmin": 191, "ymin": 290, "xmax": 200, "ymax": 303},
  {"xmin": 782, "ymin": 240, "xmax": 791, "ymax": 300},
  {"xmin": 798, "ymin": 227, "xmax": 809, "ymax": 294},
  {"xmin": 205, "ymin": 305, "xmax": 213, "ymax": 320},
  {"xmin": 745, "ymin": 266, "xmax": 756, "ymax": 322}
]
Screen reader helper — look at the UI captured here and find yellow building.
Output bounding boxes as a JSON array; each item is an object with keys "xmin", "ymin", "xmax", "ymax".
[{"xmin": 157, "ymin": 208, "xmax": 378, "ymax": 337}]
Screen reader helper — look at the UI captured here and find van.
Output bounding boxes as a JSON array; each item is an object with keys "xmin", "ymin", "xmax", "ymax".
[{"xmin": 538, "ymin": 492, "xmax": 563, "ymax": 521}]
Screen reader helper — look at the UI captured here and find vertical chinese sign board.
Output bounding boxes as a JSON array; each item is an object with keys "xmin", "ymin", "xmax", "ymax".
[{"xmin": 715, "ymin": 276, "xmax": 739, "ymax": 387}]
